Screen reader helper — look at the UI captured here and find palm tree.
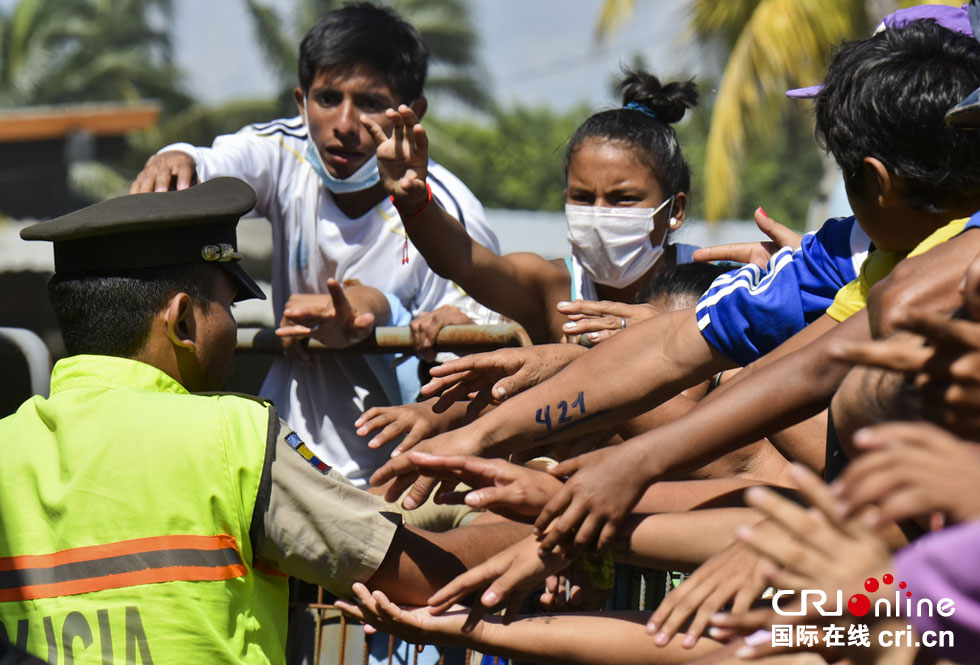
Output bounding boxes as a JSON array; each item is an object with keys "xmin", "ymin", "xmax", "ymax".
[
  {"xmin": 0, "ymin": 0, "xmax": 193, "ymax": 201},
  {"xmin": 690, "ymin": 0, "xmax": 867, "ymax": 222},
  {"xmin": 595, "ymin": 0, "xmax": 636, "ymax": 42},
  {"xmin": 0, "ymin": 0, "xmax": 189, "ymax": 113},
  {"xmin": 596, "ymin": 0, "xmax": 961, "ymax": 221}
]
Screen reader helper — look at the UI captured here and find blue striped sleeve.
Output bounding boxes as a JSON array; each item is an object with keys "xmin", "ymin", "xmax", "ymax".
[{"xmin": 695, "ymin": 216, "xmax": 868, "ymax": 366}]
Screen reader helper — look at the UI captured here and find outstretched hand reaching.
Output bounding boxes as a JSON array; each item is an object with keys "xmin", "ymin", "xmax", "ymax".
[{"xmin": 362, "ymin": 105, "xmax": 430, "ymax": 207}]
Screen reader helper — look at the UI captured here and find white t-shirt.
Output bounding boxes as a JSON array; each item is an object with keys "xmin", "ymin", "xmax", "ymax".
[{"xmin": 164, "ymin": 116, "xmax": 500, "ymax": 486}]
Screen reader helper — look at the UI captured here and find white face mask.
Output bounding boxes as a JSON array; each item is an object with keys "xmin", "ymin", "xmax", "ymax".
[
  {"xmin": 565, "ymin": 195, "xmax": 675, "ymax": 289},
  {"xmin": 303, "ymin": 98, "xmax": 381, "ymax": 194}
]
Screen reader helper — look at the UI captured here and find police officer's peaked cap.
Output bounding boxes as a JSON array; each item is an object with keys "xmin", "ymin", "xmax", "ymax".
[{"xmin": 21, "ymin": 177, "xmax": 265, "ymax": 301}]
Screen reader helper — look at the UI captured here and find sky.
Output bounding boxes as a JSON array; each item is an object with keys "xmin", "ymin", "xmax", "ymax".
[{"xmin": 161, "ymin": 0, "xmax": 707, "ymax": 112}]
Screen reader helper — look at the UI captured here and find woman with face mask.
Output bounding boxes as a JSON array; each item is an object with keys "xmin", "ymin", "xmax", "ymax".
[{"xmin": 366, "ymin": 68, "xmax": 700, "ymax": 345}]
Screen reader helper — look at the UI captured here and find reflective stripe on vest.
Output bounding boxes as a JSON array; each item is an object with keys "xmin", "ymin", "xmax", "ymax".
[{"xmin": 0, "ymin": 535, "xmax": 246, "ymax": 602}]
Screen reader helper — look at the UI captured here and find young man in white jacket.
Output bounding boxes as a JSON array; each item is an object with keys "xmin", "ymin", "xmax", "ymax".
[{"xmin": 131, "ymin": 3, "xmax": 500, "ymax": 487}]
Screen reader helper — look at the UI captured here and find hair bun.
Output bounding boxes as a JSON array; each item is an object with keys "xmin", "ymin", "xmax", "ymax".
[{"xmin": 618, "ymin": 68, "xmax": 699, "ymax": 124}]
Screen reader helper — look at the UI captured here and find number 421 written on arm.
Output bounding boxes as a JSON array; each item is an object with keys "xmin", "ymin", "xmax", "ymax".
[{"xmin": 535, "ymin": 392, "xmax": 586, "ymax": 431}]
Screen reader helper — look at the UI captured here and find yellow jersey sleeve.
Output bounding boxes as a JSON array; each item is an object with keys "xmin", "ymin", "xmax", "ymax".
[{"xmin": 825, "ymin": 217, "xmax": 969, "ymax": 322}]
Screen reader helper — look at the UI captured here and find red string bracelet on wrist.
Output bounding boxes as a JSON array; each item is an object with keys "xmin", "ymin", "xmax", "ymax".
[{"xmin": 390, "ymin": 182, "xmax": 432, "ymax": 218}]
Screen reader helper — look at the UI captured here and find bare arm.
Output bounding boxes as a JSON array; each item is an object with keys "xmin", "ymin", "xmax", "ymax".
[
  {"xmin": 615, "ymin": 391, "xmax": 701, "ymax": 438},
  {"xmin": 338, "ymin": 587, "xmax": 728, "ymax": 665},
  {"xmin": 369, "ymin": 307, "xmax": 745, "ymax": 505},
  {"xmin": 764, "ymin": 410, "xmax": 828, "ymax": 474},
  {"xmin": 869, "ymin": 226, "xmax": 980, "ymax": 337},
  {"xmin": 460, "ymin": 308, "xmax": 730, "ymax": 454},
  {"xmin": 403, "ymin": 205, "xmax": 564, "ymax": 341},
  {"xmin": 369, "ymin": 307, "xmax": 734, "ymax": 503},
  {"xmin": 614, "ymin": 507, "xmax": 761, "ymax": 572},
  {"xmin": 364, "ymin": 105, "xmax": 568, "ymax": 342},
  {"xmin": 366, "ymin": 520, "xmax": 530, "ymax": 606},
  {"xmin": 532, "ymin": 313, "xmax": 859, "ymax": 552},
  {"xmin": 594, "ymin": 313, "xmax": 856, "ymax": 482}
]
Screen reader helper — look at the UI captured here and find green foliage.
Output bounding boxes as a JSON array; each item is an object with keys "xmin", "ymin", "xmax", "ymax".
[
  {"xmin": 427, "ymin": 88, "xmax": 822, "ymax": 224},
  {"xmin": 0, "ymin": 0, "xmax": 191, "ymax": 205},
  {"xmin": 427, "ymin": 105, "xmax": 590, "ymax": 211},
  {"xmin": 674, "ymin": 88, "xmax": 822, "ymax": 229},
  {"xmin": 734, "ymin": 112, "xmax": 824, "ymax": 229},
  {"xmin": 0, "ymin": 0, "xmax": 189, "ymax": 114}
]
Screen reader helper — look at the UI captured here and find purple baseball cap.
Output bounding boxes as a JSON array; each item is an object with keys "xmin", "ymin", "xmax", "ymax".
[{"xmin": 786, "ymin": 3, "xmax": 972, "ymax": 99}]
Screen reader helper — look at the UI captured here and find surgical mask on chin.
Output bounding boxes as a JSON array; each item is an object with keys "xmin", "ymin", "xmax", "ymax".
[
  {"xmin": 303, "ymin": 99, "xmax": 381, "ymax": 194},
  {"xmin": 565, "ymin": 195, "xmax": 675, "ymax": 289}
]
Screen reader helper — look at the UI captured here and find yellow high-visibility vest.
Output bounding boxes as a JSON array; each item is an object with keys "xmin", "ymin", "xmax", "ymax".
[{"xmin": 0, "ymin": 355, "xmax": 289, "ymax": 664}]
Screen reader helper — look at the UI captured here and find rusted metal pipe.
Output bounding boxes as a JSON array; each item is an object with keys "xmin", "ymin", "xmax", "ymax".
[{"xmin": 236, "ymin": 324, "xmax": 532, "ymax": 355}]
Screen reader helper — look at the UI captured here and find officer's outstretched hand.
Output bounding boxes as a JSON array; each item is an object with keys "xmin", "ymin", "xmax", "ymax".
[
  {"xmin": 276, "ymin": 279, "xmax": 376, "ymax": 349},
  {"xmin": 362, "ymin": 105, "xmax": 429, "ymax": 210},
  {"xmin": 130, "ymin": 151, "xmax": 198, "ymax": 193},
  {"xmin": 426, "ymin": 533, "xmax": 568, "ymax": 631}
]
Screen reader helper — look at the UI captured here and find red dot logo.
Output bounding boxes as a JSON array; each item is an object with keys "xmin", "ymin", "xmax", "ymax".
[
  {"xmin": 899, "ymin": 581, "xmax": 907, "ymax": 589},
  {"xmin": 865, "ymin": 577, "xmax": 879, "ymax": 592},
  {"xmin": 883, "ymin": 574, "xmax": 894, "ymax": 584},
  {"xmin": 848, "ymin": 593, "xmax": 871, "ymax": 617}
]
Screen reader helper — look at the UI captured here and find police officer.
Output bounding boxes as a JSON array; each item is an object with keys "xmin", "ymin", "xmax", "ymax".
[{"xmin": 0, "ymin": 178, "xmax": 521, "ymax": 664}]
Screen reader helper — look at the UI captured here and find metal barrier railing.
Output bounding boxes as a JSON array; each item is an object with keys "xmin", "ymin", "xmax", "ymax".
[
  {"xmin": 0, "ymin": 327, "xmax": 51, "ymax": 397},
  {"xmin": 289, "ymin": 569, "xmax": 671, "ymax": 665},
  {"xmin": 289, "ymin": 584, "xmax": 498, "ymax": 665},
  {"xmin": 236, "ymin": 324, "xmax": 532, "ymax": 355}
]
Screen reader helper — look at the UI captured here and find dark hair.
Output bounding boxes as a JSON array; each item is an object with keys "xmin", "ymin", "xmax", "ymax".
[
  {"xmin": 641, "ymin": 262, "xmax": 731, "ymax": 308},
  {"xmin": 816, "ymin": 21, "xmax": 980, "ymax": 214},
  {"xmin": 298, "ymin": 2, "xmax": 429, "ymax": 103},
  {"xmin": 564, "ymin": 68, "xmax": 698, "ymax": 200},
  {"xmin": 48, "ymin": 264, "xmax": 218, "ymax": 357}
]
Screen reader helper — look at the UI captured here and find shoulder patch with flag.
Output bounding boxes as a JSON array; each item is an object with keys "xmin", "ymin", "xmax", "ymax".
[{"xmin": 285, "ymin": 432, "xmax": 330, "ymax": 474}]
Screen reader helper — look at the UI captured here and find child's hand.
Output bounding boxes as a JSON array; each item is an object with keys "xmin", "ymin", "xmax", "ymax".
[
  {"xmin": 834, "ymin": 421, "xmax": 980, "ymax": 526},
  {"xmin": 410, "ymin": 305, "xmax": 473, "ymax": 362},
  {"xmin": 410, "ymin": 452, "xmax": 563, "ymax": 522},
  {"xmin": 739, "ymin": 465, "xmax": 892, "ymax": 591},
  {"xmin": 355, "ymin": 398, "xmax": 461, "ymax": 454},
  {"xmin": 421, "ymin": 344, "xmax": 586, "ymax": 411},
  {"xmin": 426, "ymin": 534, "xmax": 568, "ymax": 631},
  {"xmin": 648, "ymin": 537, "xmax": 770, "ymax": 649},
  {"xmin": 692, "ymin": 207, "xmax": 802, "ymax": 268},
  {"xmin": 534, "ymin": 441, "xmax": 653, "ymax": 556}
]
